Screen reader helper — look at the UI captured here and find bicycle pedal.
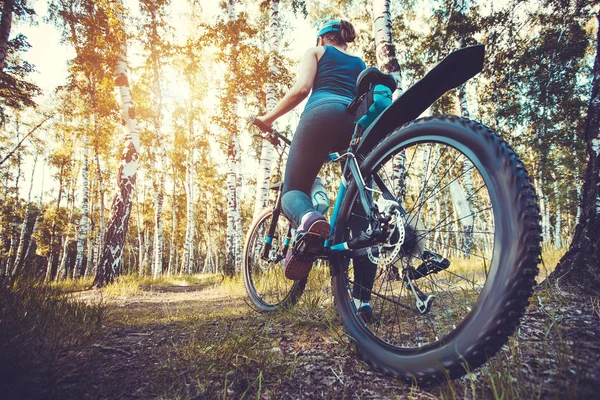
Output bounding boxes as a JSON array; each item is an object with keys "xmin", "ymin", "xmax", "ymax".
[{"xmin": 293, "ymin": 232, "xmax": 326, "ymax": 261}]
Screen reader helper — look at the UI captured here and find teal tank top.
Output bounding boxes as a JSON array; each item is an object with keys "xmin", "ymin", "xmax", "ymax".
[{"xmin": 303, "ymin": 46, "xmax": 366, "ymax": 115}]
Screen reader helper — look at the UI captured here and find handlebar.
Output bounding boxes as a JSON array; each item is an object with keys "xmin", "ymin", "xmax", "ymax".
[{"xmin": 249, "ymin": 115, "xmax": 292, "ymax": 147}]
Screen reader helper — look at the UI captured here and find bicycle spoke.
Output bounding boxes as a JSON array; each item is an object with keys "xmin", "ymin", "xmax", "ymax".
[{"xmin": 343, "ymin": 139, "xmax": 497, "ymax": 350}]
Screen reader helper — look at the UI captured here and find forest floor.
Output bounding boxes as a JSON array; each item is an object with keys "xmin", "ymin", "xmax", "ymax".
[{"xmin": 2, "ymin": 268, "xmax": 600, "ymax": 400}]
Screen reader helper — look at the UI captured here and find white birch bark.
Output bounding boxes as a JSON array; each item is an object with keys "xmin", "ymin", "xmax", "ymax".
[
  {"xmin": 180, "ymin": 160, "xmax": 190, "ymax": 275},
  {"xmin": 253, "ymin": 0, "xmax": 280, "ymax": 218},
  {"xmin": 85, "ymin": 209, "xmax": 95, "ymax": 278},
  {"xmin": 167, "ymin": 179, "xmax": 176, "ymax": 275},
  {"xmin": 202, "ymin": 202, "xmax": 213, "ymax": 274},
  {"xmin": 373, "ymin": 0, "xmax": 405, "ymax": 198},
  {"xmin": 167, "ymin": 174, "xmax": 176, "ymax": 275},
  {"xmin": 536, "ymin": 132, "xmax": 550, "ymax": 244},
  {"xmin": 23, "ymin": 161, "xmax": 44, "ymax": 276},
  {"xmin": 74, "ymin": 131, "xmax": 90, "ymax": 277},
  {"xmin": 224, "ymin": 0, "xmax": 240, "ymax": 276},
  {"xmin": 143, "ymin": 227, "xmax": 151, "ymax": 274},
  {"xmin": 7, "ymin": 121, "xmax": 22, "ymax": 270},
  {"xmin": 373, "ymin": 0, "xmax": 402, "ymax": 97},
  {"xmin": 180, "ymin": 129, "xmax": 196, "ymax": 275},
  {"xmin": 234, "ymin": 138, "xmax": 243, "ymax": 271},
  {"xmin": 0, "ymin": 169, "xmax": 8, "ymax": 277},
  {"xmin": 11, "ymin": 154, "xmax": 37, "ymax": 277},
  {"xmin": 60, "ymin": 178, "xmax": 77, "ymax": 279},
  {"xmin": 136, "ymin": 187, "xmax": 145, "ymax": 275},
  {"xmin": 188, "ymin": 156, "xmax": 195, "ymax": 275},
  {"xmin": 553, "ymin": 175, "xmax": 562, "ymax": 248},
  {"xmin": 94, "ymin": 148, "xmax": 105, "ymax": 270},
  {"xmin": 45, "ymin": 164, "xmax": 65, "ymax": 281},
  {"xmin": 225, "ymin": 138, "xmax": 238, "ymax": 276},
  {"xmin": 152, "ymin": 121, "xmax": 165, "ymax": 277},
  {"xmin": 150, "ymin": 18, "xmax": 166, "ymax": 278},
  {"xmin": 94, "ymin": 8, "xmax": 140, "ymax": 286},
  {"xmin": 456, "ymin": 42, "xmax": 475, "ymax": 256}
]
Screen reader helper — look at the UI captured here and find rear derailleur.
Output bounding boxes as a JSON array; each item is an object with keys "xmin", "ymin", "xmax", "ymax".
[{"xmin": 400, "ymin": 250, "xmax": 451, "ymax": 314}]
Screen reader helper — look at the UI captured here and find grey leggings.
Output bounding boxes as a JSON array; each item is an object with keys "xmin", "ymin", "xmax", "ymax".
[
  {"xmin": 281, "ymin": 103, "xmax": 354, "ymax": 225},
  {"xmin": 281, "ymin": 102, "xmax": 377, "ymax": 301}
]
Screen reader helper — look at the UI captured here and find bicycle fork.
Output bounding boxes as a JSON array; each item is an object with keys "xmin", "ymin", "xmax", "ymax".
[{"xmin": 261, "ymin": 184, "xmax": 293, "ymax": 261}]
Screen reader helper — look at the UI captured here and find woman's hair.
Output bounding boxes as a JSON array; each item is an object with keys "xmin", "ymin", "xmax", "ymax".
[{"xmin": 323, "ymin": 20, "xmax": 356, "ymax": 45}]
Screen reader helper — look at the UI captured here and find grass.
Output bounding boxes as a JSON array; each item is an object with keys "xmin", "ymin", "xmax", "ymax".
[
  {"xmin": 0, "ymin": 279, "xmax": 106, "ymax": 397},
  {"xmin": 3, "ymin": 245, "xmax": 584, "ymax": 398},
  {"xmin": 538, "ymin": 245, "xmax": 568, "ymax": 281},
  {"xmin": 147, "ymin": 268, "xmax": 345, "ymax": 398}
]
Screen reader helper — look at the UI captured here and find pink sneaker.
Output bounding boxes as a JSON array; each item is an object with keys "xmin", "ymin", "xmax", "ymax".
[{"xmin": 284, "ymin": 212, "xmax": 330, "ymax": 280}]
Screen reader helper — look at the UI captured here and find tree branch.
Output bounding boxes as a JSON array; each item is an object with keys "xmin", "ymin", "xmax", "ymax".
[{"xmin": 0, "ymin": 115, "xmax": 51, "ymax": 167}]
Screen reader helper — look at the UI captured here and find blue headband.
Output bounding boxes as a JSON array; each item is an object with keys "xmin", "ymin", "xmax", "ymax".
[{"xmin": 317, "ymin": 20, "xmax": 341, "ymax": 40}]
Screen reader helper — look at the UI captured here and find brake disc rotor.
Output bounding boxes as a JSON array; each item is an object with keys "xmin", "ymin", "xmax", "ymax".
[{"xmin": 368, "ymin": 209, "xmax": 406, "ymax": 266}]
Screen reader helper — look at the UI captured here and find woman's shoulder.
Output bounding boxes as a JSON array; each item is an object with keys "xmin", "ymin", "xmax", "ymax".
[
  {"xmin": 304, "ymin": 46, "xmax": 326, "ymax": 60},
  {"xmin": 301, "ymin": 46, "xmax": 326, "ymax": 64}
]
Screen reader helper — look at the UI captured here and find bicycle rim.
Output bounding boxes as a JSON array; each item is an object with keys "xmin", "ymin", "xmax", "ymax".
[
  {"xmin": 332, "ymin": 117, "xmax": 540, "ymax": 381},
  {"xmin": 243, "ymin": 209, "xmax": 306, "ymax": 312}
]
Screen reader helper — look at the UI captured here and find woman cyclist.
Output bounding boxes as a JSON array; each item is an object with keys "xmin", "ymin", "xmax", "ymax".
[{"xmin": 255, "ymin": 19, "xmax": 376, "ymax": 320}]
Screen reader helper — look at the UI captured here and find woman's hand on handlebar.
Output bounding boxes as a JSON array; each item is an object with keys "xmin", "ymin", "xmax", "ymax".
[
  {"xmin": 255, "ymin": 115, "xmax": 273, "ymax": 128},
  {"xmin": 250, "ymin": 115, "xmax": 274, "ymax": 133}
]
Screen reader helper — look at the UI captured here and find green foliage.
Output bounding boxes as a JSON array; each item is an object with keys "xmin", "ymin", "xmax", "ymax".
[
  {"xmin": 0, "ymin": 33, "xmax": 40, "ymax": 122},
  {"xmin": 0, "ymin": 0, "xmax": 595, "ymax": 279}
]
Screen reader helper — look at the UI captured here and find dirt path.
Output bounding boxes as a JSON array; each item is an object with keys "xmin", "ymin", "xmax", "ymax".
[{"xmin": 23, "ymin": 281, "xmax": 600, "ymax": 399}]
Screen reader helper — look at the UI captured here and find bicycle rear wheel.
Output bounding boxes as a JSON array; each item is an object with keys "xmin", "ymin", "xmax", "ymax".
[
  {"xmin": 243, "ymin": 208, "xmax": 306, "ymax": 312},
  {"xmin": 331, "ymin": 116, "xmax": 541, "ymax": 383}
]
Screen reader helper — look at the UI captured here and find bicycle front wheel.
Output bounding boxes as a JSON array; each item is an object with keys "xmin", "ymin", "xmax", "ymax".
[
  {"xmin": 243, "ymin": 208, "xmax": 306, "ymax": 312},
  {"xmin": 331, "ymin": 116, "xmax": 541, "ymax": 383}
]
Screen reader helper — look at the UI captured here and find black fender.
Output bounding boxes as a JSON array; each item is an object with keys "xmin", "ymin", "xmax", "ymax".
[{"xmin": 355, "ymin": 45, "xmax": 485, "ymax": 157}]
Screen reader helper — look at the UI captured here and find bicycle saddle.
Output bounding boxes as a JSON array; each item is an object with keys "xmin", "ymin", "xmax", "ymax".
[{"xmin": 356, "ymin": 67, "xmax": 397, "ymax": 95}]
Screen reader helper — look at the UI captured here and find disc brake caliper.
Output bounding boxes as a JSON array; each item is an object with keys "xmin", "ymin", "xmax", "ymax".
[{"xmin": 367, "ymin": 198, "xmax": 405, "ymax": 266}]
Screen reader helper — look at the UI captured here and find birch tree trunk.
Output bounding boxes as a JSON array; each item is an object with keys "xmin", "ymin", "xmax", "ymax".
[
  {"xmin": 536, "ymin": 139, "xmax": 550, "ymax": 244},
  {"xmin": 180, "ymin": 132, "xmax": 195, "ymax": 275},
  {"xmin": 224, "ymin": 0, "xmax": 240, "ymax": 276},
  {"xmin": 373, "ymin": 0, "xmax": 402, "ymax": 97},
  {"xmin": 0, "ymin": 0, "xmax": 13, "ymax": 70},
  {"xmin": 59, "ymin": 180, "xmax": 76, "ymax": 280},
  {"xmin": 136, "ymin": 188, "xmax": 147, "ymax": 275},
  {"xmin": 253, "ymin": 0, "xmax": 280, "ymax": 218},
  {"xmin": 23, "ymin": 161, "xmax": 44, "ymax": 277},
  {"xmin": 150, "ymin": 16, "xmax": 166, "ymax": 278},
  {"xmin": 167, "ymin": 175, "xmax": 176, "ymax": 275},
  {"xmin": 373, "ymin": 0, "xmax": 405, "ymax": 198},
  {"xmin": 85, "ymin": 197, "xmax": 95, "ymax": 278},
  {"xmin": 456, "ymin": 37, "xmax": 475, "ymax": 256},
  {"xmin": 45, "ymin": 164, "xmax": 65, "ymax": 281},
  {"xmin": 234, "ymin": 139, "xmax": 243, "ymax": 271},
  {"xmin": 94, "ymin": 17, "xmax": 140, "ymax": 287},
  {"xmin": 225, "ymin": 138, "xmax": 238, "ymax": 276},
  {"xmin": 552, "ymin": 174, "xmax": 562, "ymax": 249},
  {"xmin": 74, "ymin": 131, "xmax": 90, "ymax": 277},
  {"xmin": 180, "ymin": 161, "xmax": 190, "ymax": 275},
  {"xmin": 7, "ymin": 120, "xmax": 22, "ymax": 271},
  {"xmin": 550, "ymin": 7, "xmax": 600, "ymax": 295},
  {"xmin": 11, "ymin": 154, "xmax": 37, "ymax": 278},
  {"xmin": 94, "ymin": 147, "xmax": 105, "ymax": 270}
]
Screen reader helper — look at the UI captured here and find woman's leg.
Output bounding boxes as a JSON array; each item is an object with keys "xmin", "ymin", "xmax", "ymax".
[
  {"xmin": 281, "ymin": 103, "xmax": 354, "ymax": 280},
  {"xmin": 281, "ymin": 103, "xmax": 354, "ymax": 226},
  {"xmin": 350, "ymin": 200, "xmax": 378, "ymax": 302}
]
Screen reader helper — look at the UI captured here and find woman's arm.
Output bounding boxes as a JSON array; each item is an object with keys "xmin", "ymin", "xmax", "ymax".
[{"xmin": 256, "ymin": 47, "xmax": 322, "ymax": 127}]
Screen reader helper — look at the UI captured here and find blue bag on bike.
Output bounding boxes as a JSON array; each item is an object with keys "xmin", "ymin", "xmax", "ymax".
[{"xmin": 356, "ymin": 84, "xmax": 393, "ymax": 128}]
